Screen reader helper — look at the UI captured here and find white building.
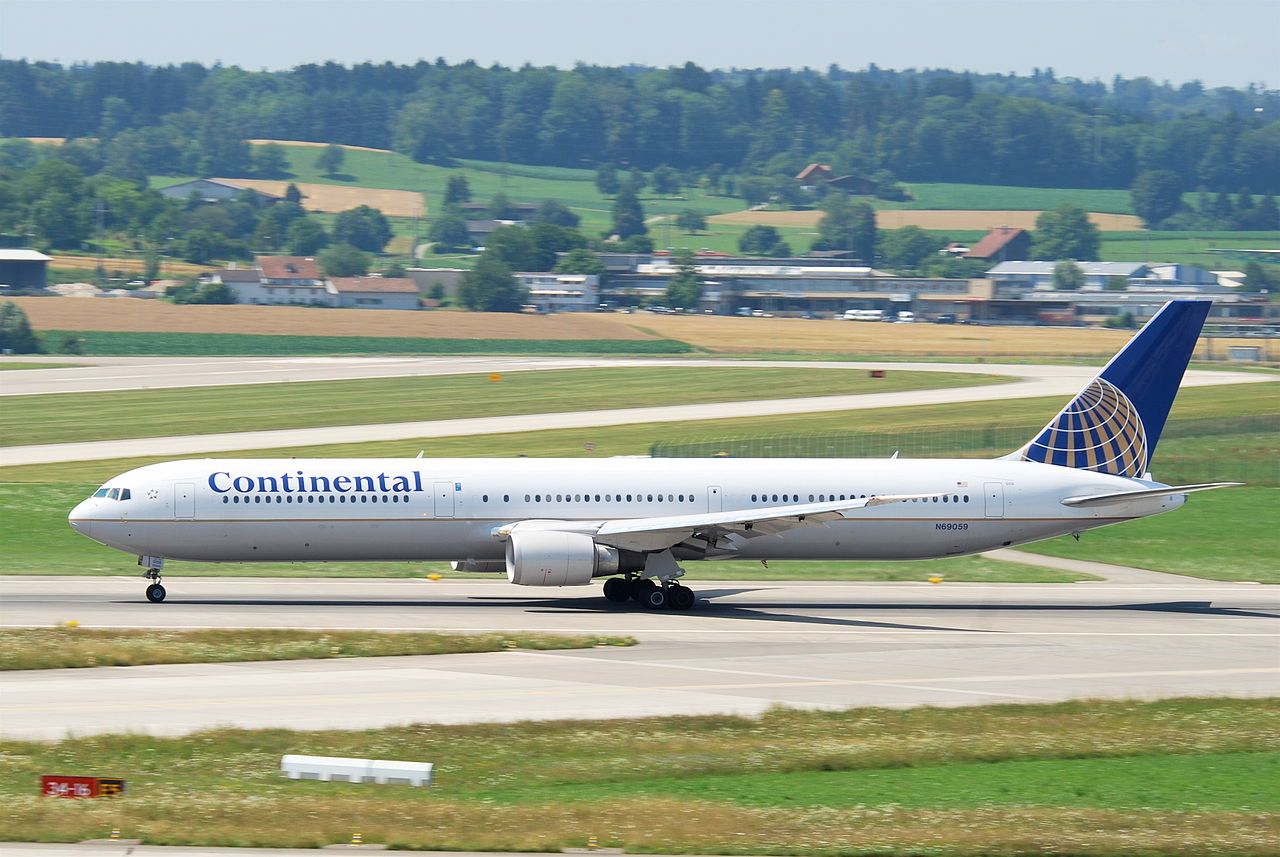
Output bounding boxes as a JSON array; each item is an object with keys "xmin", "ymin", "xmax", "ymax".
[{"xmin": 515, "ymin": 273, "xmax": 599, "ymax": 312}]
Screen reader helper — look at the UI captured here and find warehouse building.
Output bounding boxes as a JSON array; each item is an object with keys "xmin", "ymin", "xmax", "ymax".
[{"xmin": 0, "ymin": 249, "xmax": 51, "ymax": 292}]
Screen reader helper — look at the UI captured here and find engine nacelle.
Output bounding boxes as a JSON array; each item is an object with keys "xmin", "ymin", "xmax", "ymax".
[{"xmin": 505, "ymin": 530, "xmax": 624, "ymax": 587}]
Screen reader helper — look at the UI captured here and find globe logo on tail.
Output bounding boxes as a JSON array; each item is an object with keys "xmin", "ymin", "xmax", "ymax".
[{"xmin": 1021, "ymin": 378, "xmax": 1148, "ymax": 477}]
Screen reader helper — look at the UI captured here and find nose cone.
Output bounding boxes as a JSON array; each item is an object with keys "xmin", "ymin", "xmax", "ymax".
[{"xmin": 68, "ymin": 500, "xmax": 95, "ymax": 539}]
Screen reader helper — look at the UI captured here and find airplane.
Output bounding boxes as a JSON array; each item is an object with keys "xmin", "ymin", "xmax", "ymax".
[{"xmin": 69, "ymin": 299, "xmax": 1237, "ymax": 609}]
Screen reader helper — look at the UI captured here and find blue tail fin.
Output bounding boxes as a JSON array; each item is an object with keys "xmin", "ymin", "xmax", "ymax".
[{"xmin": 1011, "ymin": 300, "xmax": 1210, "ymax": 477}]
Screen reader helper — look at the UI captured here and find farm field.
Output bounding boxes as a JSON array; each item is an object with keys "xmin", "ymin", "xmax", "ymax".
[
  {"xmin": 0, "ymin": 628, "xmax": 630, "ymax": 671},
  {"xmin": 1097, "ymin": 230, "xmax": 1280, "ymax": 269},
  {"xmin": 4, "ymin": 698, "xmax": 1276, "ymax": 853},
  {"xmin": 0, "ymin": 367, "xmax": 998, "ymax": 447},
  {"xmin": 2, "ymin": 382, "xmax": 1273, "ymax": 581},
  {"xmin": 35, "ymin": 330, "xmax": 690, "ymax": 356},
  {"xmin": 710, "ymin": 208, "xmax": 1144, "ymax": 231},
  {"xmin": 11, "ymin": 295, "xmax": 1268, "ymax": 358},
  {"xmin": 46, "ymin": 253, "xmax": 215, "ymax": 276},
  {"xmin": 213, "ymin": 177, "xmax": 425, "ymax": 217},
  {"xmin": 3, "ymin": 297, "xmax": 655, "ymax": 339}
]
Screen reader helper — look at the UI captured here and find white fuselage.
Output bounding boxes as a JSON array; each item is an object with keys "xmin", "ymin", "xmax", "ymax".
[{"xmin": 69, "ymin": 457, "xmax": 1183, "ymax": 569}]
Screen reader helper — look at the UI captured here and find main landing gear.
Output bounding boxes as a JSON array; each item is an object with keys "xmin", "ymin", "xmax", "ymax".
[
  {"xmin": 612, "ymin": 577, "xmax": 694, "ymax": 610},
  {"xmin": 140, "ymin": 556, "xmax": 166, "ymax": 603}
]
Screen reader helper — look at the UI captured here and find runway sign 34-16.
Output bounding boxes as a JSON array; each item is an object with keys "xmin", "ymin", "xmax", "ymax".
[{"xmin": 41, "ymin": 775, "xmax": 126, "ymax": 798}]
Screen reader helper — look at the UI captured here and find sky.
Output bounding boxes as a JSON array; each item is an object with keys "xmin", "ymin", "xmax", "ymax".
[{"xmin": 1, "ymin": 0, "xmax": 1277, "ymax": 88}]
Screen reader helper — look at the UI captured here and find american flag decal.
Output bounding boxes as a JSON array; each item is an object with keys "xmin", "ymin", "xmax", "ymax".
[{"xmin": 1020, "ymin": 378, "xmax": 1148, "ymax": 477}]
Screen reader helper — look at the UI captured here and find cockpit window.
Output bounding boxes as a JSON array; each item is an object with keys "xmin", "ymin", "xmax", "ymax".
[
  {"xmin": 107, "ymin": 488, "xmax": 120, "ymax": 500},
  {"xmin": 119, "ymin": 489, "xmax": 131, "ymax": 501},
  {"xmin": 93, "ymin": 488, "xmax": 109, "ymax": 498}
]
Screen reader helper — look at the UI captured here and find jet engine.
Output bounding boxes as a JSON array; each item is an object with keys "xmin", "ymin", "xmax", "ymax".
[{"xmin": 505, "ymin": 530, "xmax": 640, "ymax": 586}]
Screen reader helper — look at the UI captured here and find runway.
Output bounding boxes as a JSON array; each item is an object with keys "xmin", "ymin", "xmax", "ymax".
[
  {"xmin": 1, "ymin": 358, "xmax": 1266, "ymax": 465},
  {"xmin": 2, "ymin": 576, "xmax": 1276, "ymax": 739}
]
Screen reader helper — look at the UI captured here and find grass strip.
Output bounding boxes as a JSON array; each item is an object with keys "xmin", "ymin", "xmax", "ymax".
[
  {"xmin": 3, "ymin": 697, "xmax": 1277, "ymax": 854},
  {"xmin": 39, "ymin": 330, "xmax": 693, "ymax": 356},
  {"xmin": 0, "ymin": 628, "xmax": 633, "ymax": 671},
  {"xmin": 0, "ymin": 366, "xmax": 1001, "ymax": 447}
]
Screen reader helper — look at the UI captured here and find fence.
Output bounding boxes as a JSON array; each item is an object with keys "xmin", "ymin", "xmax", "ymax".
[{"xmin": 649, "ymin": 413, "xmax": 1280, "ymax": 486}]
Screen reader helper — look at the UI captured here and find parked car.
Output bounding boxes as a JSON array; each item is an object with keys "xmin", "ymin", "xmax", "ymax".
[
  {"xmin": 894, "ymin": 311, "xmax": 915, "ymax": 324},
  {"xmin": 934, "ymin": 313, "xmax": 957, "ymax": 324}
]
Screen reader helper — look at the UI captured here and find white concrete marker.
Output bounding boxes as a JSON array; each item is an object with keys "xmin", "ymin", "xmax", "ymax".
[{"xmin": 281, "ymin": 754, "xmax": 433, "ymax": 786}]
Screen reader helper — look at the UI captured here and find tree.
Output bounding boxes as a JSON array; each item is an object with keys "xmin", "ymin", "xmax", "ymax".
[
  {"xmin": 487, "ymin": 192, "xmax": 516, "ymax": 220},
  {"xmin": 555, "ymin": 247, "xmax": 606, "ymax": 276},
  {"xmin": 1105, "ymin": 275, "xmax": 1129, "ymax": 291},
  {"xmin": 675, "ymin": 210, "xmax": 707, "ymax": 233},
  {"xmin": 182, "ymin": 229, "xmax": 224, "ymax": 264},
  {"xmin": 428, "ymin": 213, "xmax": 470, "ymax": 251},
  {"xmin": 1130, "ymin": 170, "xmax": 1184, "ymax": 227},
  {"xmin": 318, "ymin": 243, "xmax": 370, "ymax": 277},
  {"xmin": 285, "ymin": 218, "xmax": 329, "ymax": 255},
  {"xmin": 284, "ymin": 183, "xmax": 303, "ymax": 205},
  {"xmin": 738, "ymin": 176, "xmax": 773, "ymax": 207},
  {"xmin": 738, "ymin": 225, "xmax": 787, "ymax": 256},
  {"xmin": 618, "ymin": 234, "xmax": 654, "ymax": 253},
  {"xmin": 595, "ymin": 163, "xmax": 620, "ymax": 196},
  {"xmin": 459, "ymin": 256, "xmax": 526, "ymax": 312},
  {"xmin": 664, "ymin": 249, "xmax": 703, "ymax": 309},
  {"xmin": 817, "ymin": 194, "xmax": 877, "ymax": 262},
  {"xmin": 610, "ymin": 183, "xmax": 647, "ymax": 239},
  {"xmin": 1244, "ymin": 262, "xmax": 1274, "ymax": 291},
  {"xmin": 1052, "ymin": 260, "xmax": 1085, "ymax": 291},
  {"xmin": 880, "ymin": 226, "xmax": 943, "ymax": 269},
  {"xmin": 483, "ymin": 225, "xmax": 538, "ymax": 271},
  {"xmin": 444, "ymin": 174, "xmax": 472, "ymax": 206},
  {"xmin": 332, "ymin": 205, "xmax": 392, "ymax": 253},
  {"xmin": 1031, "ymin": 204, "xmax": 1100, "ymax": 261},
  {"xmin": 527, "ymin": 222, "xmax": 586, "ymax": 271},
  {"xmin": 0, "ymin": 302, "xmax": 41, "ymax": 353},
  {"xmin": 315, "ymin": 143, "xmax": 345, "ymax": 177},
  {"xmin": 253, "ymin": 143, "xmax": 290, "ymax": 179},
  {"xmin": 651, "ymin": 165, "xmax": 681, "ymax": 195},
  {"xmin": 1257, "ymin": 194, "xmax": 1280, "ymax": 230},
  {"xmin": 533, "ymin": 199, "xmax": 580, "ymax": 228}
]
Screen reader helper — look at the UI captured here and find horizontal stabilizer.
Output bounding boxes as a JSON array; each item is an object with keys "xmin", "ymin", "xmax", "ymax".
[{"xmin": 1061, "ymin": 482, "xmax": 1242, "ymax": 508}]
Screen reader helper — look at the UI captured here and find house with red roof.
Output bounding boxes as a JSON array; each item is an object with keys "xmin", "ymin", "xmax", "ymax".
[{"xmin": 964, "ymin": 227, "xmax": 1031, "ymax": 263}]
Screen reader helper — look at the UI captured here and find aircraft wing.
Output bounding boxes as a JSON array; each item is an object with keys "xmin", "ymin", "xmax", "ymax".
[
  {"xmin": 592, "ymin": 494, "xmax": 930, "ymax": 552},
  {"xmin": 1060, "ymin": 482, "xmax": 1242, "ymax": 508}
]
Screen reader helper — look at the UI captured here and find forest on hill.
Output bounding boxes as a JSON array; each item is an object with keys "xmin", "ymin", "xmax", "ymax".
[{"xmin": 2, "ymin": 59, "xmax": 1277, "ymax": 192}]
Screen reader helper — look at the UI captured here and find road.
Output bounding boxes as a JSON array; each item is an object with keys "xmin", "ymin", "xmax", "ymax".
[
  {"xmin": 1, "ymin": 358, "xmax": 1266, "ymax": 465},
  {"xmin": 2, "ymin": 575, "xmax": 1276, "ymax": 739}
]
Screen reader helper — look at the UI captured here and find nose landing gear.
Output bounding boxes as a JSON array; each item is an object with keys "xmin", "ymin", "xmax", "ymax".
[{"xmin": 139, "ymin": 556, "xmax": 166, "ymax": 603}]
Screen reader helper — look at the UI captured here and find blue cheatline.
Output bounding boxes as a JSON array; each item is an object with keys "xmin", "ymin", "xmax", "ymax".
[{"xmin": 1013, "ymin": 299, "xmax": 1211, "ymax": 477}]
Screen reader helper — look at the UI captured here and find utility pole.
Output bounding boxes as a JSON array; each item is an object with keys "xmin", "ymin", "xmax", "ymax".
[{"xmin": 94, "ymin": 200, "xmax": 107, "ymax": 289}]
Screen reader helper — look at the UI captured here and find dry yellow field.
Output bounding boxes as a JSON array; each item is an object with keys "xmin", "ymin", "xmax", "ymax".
[
  {"xmin": 49, "ymin": 254, "xmax": 215, "ymax": 276},
  {"xmin": 607, "ymin": 313, "xmax": 1248, "ymax": 359},
  {"xmin": 246, "ymin": 139, "xmax": 391, "ymax": 154},
  {"xmin": 214, "ymin": 178, "xmax": 425, "ymax": 218},
  {"xmin": 710, "ymin": 209, "xmax": 1143, "ymax": 232},
  {"xmin": 7, "ymin": 298, "xmax": 655, "ymax": 340}
]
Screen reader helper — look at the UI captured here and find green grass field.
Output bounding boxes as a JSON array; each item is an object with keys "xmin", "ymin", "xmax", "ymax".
[
  {"xmin": 0, "ymin": 483, "xmax": 1073, "ymax": 582},
  {"xmin": 4, "ymin": 697, "xmax": 1276, "ymax": 853},
  {"xmin": 0, "ymin": 628, "xmax": 631, "ymax": 671},
  {"xmin": 1098, "ymin": 230, "xmax": 1280, "ymax": 268},
  {"xmin": 0, "ymin": 382, "xmax": 1272, "ymax": 582},
  {"xmin": 0, "ymin": 367, "xmax": 999, "ymax": 447},
  {"xmin": 0, "ymin": 362, "xmax": 86, "ymax": 371},
  {"xmin": 36, "ymin": 330, "xmax": 692, "ymax": 357},
  {"xmin": 148, "ymin": 144, "xmax": 1280, "ymax": 268},
  {"xmin": 1022, "ymin": 487, "xmax": 1278, "ymax": 581}
]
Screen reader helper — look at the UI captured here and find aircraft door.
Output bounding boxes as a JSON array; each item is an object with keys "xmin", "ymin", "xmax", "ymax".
[
  {"xmin": 707, "ymin": 485, "xmax": 723, "ymax": 513},
  {"xmin": 983, "ymin": 482, "xmax": 1005, "ymax": 518},
  {"xmin": 433, "ymin": 481, "xmax": 455, "ymax": 518},
  {"xmin": 175, "ymin": 483, "xmax": 195, "ymax": 519}
]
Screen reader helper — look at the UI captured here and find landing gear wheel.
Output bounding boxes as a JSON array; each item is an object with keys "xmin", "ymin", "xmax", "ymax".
[
  {"xmin": 629, "ymin": 578, "xmax": 657, "ymax": 602},
  {"xmin": 641, "ymin": 586, "xmax": 667, "ymax": 610},
  {"xmin": 603, "ymin": 578, "xmax": 630, "ymax": 603},
  {"xmin": 668, "ymin": 584, "xmax": 696, "ymax": 611},
  {"xmin": 145, "ymin": 583, "xmax": 166, "ymax": 603}
]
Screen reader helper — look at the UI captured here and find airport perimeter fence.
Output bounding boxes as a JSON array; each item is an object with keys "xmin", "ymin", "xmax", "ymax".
[{"xmin": 649, "ymin": 413, "xmax": 1280, "ymax": 486}]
